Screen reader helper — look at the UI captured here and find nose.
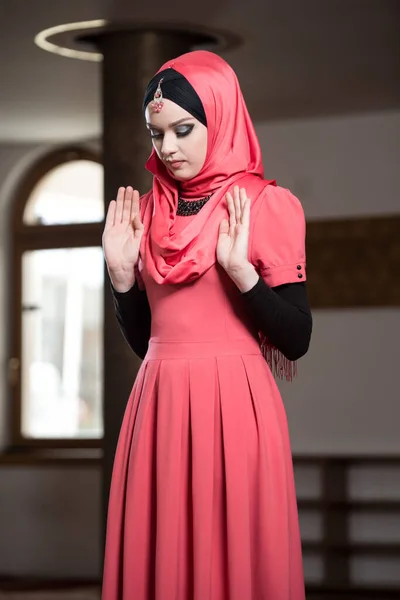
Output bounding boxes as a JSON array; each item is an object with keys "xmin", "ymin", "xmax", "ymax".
[{"xmin": 161, "ymin": 132, "xmax": 177, "ymax": 158}]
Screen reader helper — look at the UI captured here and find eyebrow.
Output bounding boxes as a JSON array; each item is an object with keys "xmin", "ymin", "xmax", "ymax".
[{"xmin": 146, "ymin": 117, "xmax": 195, "ymax": 129}]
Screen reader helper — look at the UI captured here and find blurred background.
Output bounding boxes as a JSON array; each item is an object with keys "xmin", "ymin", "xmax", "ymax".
[{"xmin": 0, "ymin": 0, "xmax": 399, "ymax": 598}]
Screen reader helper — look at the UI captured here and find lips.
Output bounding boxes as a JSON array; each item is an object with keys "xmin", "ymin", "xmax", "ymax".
[{"xmin": 167, "ymin": 160, "xmax": 185, "ymax": 169}]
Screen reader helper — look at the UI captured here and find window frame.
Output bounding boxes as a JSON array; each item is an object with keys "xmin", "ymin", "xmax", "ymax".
[{"xmin": 9, "ymin": 147, "xmax": 104, "ymax": 449}]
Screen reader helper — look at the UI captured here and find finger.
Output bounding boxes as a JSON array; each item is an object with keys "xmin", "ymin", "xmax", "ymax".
[
  {"xmin": 219, "ymin": 218, "xmax": 230, "ymax": 236},
  {"xmin": 115, "ymin": 187, "xmax": 125, "ymax": 223},
  {"xmin": 104, "ymin": 200, "xmax": 116, "ymax": 230},
  {"xmin": 131, "ymin": 189, "xmax": 140, "ymax": 219},
  {"xmin": 241, "ymin": 197, "xmax": 251, "ymax": 228},
  {"xmin": 225, "ymin": 192, "xmax": 236, "ymax": 234},
  {"xmin": 123, "ymin": 187, "xmax": 133, "ymax": 223},
  {"xmin": 239, "ymin": 188, "xmax": 247, "ymax": 216},
  {"xmin": 233, "ymin": 186, "xmax": 241, "ymax": 223},
  {"xmin": 132, "ymin": 214, "xmax": 144, "ymax": 237}
]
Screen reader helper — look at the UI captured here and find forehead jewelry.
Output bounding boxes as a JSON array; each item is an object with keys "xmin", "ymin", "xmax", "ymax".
[{"xmin": 151, "ymin": 77, "xmax": 164, "ymax": 112}]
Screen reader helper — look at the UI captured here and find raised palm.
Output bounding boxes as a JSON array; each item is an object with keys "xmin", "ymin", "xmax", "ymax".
[
  {"xmin": 217, "ymin": 186, "xmax": 251, "ymax": 272},
  {"xmin": 102, "ymin": 186, "xmax": 144, "ymax": 292}
]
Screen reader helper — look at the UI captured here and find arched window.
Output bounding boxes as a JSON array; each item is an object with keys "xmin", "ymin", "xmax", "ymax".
[{"xmin": 9, "ymin": 148, "xmax": 104, "ymax": 448}]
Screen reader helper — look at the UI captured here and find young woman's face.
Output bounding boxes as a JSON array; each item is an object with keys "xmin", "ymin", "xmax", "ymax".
[{"xmin": 145, "ymin": 99, "xmax": 208, "ymax": 182}]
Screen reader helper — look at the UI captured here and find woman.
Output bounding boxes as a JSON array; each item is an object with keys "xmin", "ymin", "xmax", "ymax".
[{"xmin": 102, "ymin": 50, "xmax": 312, "ymax": 600}]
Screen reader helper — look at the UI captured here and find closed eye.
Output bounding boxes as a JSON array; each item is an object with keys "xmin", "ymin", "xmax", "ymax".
[
  {"xmin": 147, "ymin": 123, "xmax": 194, "ymax": 139},
  {"xmin": 175, "ymin": 124, "xmax": 194, "ymax": 137}
]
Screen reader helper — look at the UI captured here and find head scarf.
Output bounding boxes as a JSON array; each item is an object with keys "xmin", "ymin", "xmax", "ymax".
[
  {"xmin": 139, "ymin": 50, "xmax": 275, "ymax": 285},
  {"xmin": 143, "ymin": 68, "xmax": 207, "ymax": 127}
]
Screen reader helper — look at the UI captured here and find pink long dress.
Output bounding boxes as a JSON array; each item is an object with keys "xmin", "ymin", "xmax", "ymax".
[{"xmin": 101, "ymin": 186, "xmax": 306, "ymax": 600}]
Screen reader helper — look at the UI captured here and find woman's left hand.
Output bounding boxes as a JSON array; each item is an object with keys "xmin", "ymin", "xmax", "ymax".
[
  {"xmin": 216, "ymin": 186, "xmax": 259, "ymax": 292},
  {"xmin": 217, "ymin": 185, "xmax": 252, "ymax": 271}
]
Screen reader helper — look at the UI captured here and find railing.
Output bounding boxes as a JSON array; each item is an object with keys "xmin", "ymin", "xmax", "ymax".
[{"xmin": 294, "ymin": 456, "xmax": 400, "ymax": 596}]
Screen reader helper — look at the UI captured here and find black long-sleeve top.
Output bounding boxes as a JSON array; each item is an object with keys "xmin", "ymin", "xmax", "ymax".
[{"xmin": 111, "ymin": 277, "xmax": 312, "ymax": 362}]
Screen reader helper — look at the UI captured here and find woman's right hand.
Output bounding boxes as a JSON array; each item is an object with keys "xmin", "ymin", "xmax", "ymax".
[{"xmin": 102, "ymin": 186, "xmax": 144, "ymax": 293}]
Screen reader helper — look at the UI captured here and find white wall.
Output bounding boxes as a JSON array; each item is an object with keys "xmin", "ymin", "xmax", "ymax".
[
  {"xmin": 258, "ymin": 110, "xmax": 400, "ymax": 220},
  {"xmin": 281, "ymin": 309, "xmax": 400, "ymax": 455},
  {"xmin": 255, "ymin": 110, "xmax": 400, "ymax": 455}
]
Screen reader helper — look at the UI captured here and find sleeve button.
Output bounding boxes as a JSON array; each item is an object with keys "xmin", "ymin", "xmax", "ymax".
[
  {"xmin": 298, "ymin": 273, "xmax": 303, "ymax": 279},
  {"xmin": 297, "ymin": 265, "xmax": 302, "ymax": 270}
]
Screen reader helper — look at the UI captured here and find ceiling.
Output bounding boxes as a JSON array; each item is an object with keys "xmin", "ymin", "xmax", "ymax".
[{"xmin": 1, "ymin": 0, "xmax": 399, "ymax": 142}]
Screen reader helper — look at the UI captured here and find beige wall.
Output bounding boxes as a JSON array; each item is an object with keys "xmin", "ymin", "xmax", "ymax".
[{"xmin": 256, "ymin": 110, "xmax": 400, "ymax": 455}]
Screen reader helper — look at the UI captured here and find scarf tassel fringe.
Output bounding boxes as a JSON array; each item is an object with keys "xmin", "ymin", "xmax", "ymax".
[{"xmin": 260, "ymin": 333, "xmax": 297, "ymax": 382}]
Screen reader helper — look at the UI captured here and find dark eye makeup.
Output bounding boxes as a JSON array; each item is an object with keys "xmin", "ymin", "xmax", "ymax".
[
  {"xmin": 175, "ymin": 124, "xmax": 194, "ymax": 137},
  {"xmin": 148, "ymin": 123, "xmax": 194, "ymax": 139}
]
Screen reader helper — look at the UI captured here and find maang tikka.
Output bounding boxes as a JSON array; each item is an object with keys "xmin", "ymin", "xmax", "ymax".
[{"xmin": 151, "ymin": 78, "xmax": 164, "ymax": 112}]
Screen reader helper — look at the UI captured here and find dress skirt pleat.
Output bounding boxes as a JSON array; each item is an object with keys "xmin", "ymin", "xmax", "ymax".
[{"xmin": 102, "ymin": 338, "xmax": 305, "ymax": 600}]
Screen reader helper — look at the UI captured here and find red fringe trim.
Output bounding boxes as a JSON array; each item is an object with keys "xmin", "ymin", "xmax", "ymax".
[{"xmin": 259, "ymin": 333, "xmax": 297, "ymax": 382}]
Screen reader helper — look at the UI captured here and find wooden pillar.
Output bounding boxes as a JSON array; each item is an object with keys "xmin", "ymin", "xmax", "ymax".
[{"xmin": 93, "ymin": 28, "xmax": 208, "ymax": 548}]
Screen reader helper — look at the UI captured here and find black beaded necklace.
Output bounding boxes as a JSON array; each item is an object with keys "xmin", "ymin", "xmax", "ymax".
[{"xmin": 177, "ymin": 194, "xmax": 213, "ymax": 216}]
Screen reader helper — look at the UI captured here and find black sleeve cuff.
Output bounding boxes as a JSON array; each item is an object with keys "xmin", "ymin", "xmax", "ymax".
[{"xmin": 240, "ymin": 277, "xmax": 312, "ymax": 360}]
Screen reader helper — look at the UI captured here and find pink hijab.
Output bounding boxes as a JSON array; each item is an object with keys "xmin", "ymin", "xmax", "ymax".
[{"xmin": 139, "ymin": 50, "xmax": 275, "ymax": 285}]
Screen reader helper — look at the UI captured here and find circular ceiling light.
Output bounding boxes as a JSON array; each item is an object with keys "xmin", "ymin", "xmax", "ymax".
[
  {"xmin": 34, "ymin": 19, "xmax": 241, "ymax": 62},
  {"xmin": 34, "ymin": 19, "xmax": 107, "ymax": 61}
]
